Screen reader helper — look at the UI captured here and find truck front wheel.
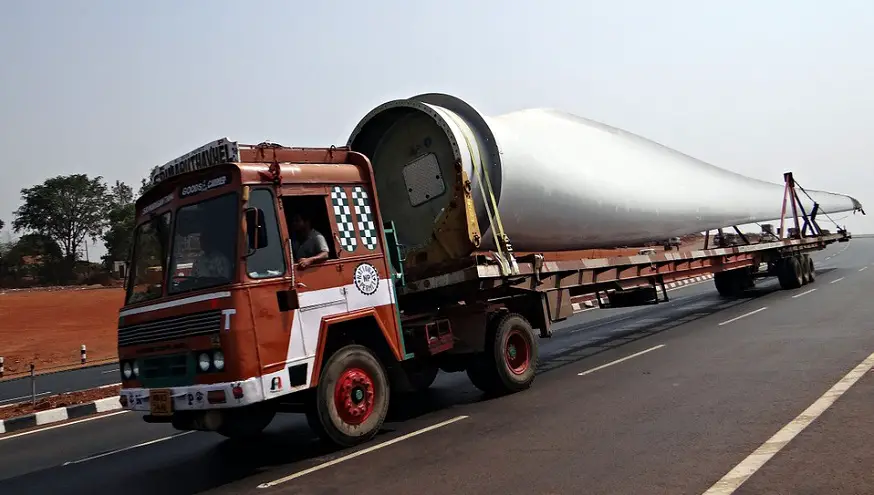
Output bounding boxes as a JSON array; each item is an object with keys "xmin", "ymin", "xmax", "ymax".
[
  {"xmin": 306, "ymin": 344, "xmax": 390, "ymax": 448},
  {"xmin": 467, "ymin": 313, "xmax": 538, "ymax": 395}
]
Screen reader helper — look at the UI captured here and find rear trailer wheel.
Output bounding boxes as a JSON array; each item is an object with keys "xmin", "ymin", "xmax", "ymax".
[
  {"xmin": 466, "ymin": 313, "xmax": 538, "ymax": 395},
  {"xmin": 779, "ymin": 257, "xmax": 804, "ymax": 290},
  {"xmin": 800, "ymin": 255, "xmax": 811, "ymax": 285},
  {"xmin": 307, "ymin": 344, "xmax": 390, "ymax": 447},
  {"xmin": 807, "ymin": 256, "xmax": 816, "ymax": 283}
]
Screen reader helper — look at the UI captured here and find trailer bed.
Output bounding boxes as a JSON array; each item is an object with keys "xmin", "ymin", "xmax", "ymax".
[{"xmin": 400, "ymin": 232, "xmax": 848, "ymax": 297}]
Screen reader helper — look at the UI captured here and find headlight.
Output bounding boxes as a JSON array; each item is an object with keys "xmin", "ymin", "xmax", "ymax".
[
  {"xmin": 122, "ymin": 362, "xmax": 133, "ymax": 379},
  {"xmin": 198, "ymin": 352, "xmax": 211, "ymax": 372},
  {"xmin": 213, "ymin": 351, "xmax": 225, "ymax": 371},
  {"xmin": 132, "ymin": 361, "xmax": 140, "ymax": 377}
]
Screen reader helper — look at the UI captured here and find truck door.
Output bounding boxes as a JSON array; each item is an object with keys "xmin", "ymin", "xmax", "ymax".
[{"xmin": 280, "ymin": 190, "xmax": 348, "ymax": 373}]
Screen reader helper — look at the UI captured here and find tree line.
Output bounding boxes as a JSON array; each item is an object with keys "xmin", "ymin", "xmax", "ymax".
[{"xmin": 0, "ymin": 174, "xmax": 146, "ymax": 288}]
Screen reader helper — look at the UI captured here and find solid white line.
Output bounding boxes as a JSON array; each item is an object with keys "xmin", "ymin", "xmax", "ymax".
[
  {"xmin": 577, "ymin": 344, "xmax": 666, "ymax": 376},
  {"xmin": 257, "ymin": 415, "xmax": 469, "ymax": 488},
  {"xmin": 102, "ymin": 368, "xmax": 120, "ymax": 374},
  {"xmin": 63, "ymin": 431, "xmax": 195, "ymax": 465},
  {"xmin": 830, "ymin": 277, "xmax": 845, "ymax": 284},
  {"xmin": 0, "ymin": 392, "xmax": 52, "ymax": 405},
  {"xmin": 791, "ymin": 288, "xmax": 817, "ymax": 299},
  {"xmin": 702, "ymin": 350, "xmax": 874, "ymax": 494},
  {"xmin": 0, "ymin": 411, "xmax": 128, "ymax": 441},
  {"xmin": 859, "ymin": 266, "xmax": 868, "ymax": 272},
  {"xmin": 718, "ymin": 307, "xmax": 768, "ymax": 326}
]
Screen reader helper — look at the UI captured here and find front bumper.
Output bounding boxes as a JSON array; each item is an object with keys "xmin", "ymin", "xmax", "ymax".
[{"xmin": 121, "ymin": 376, "xmax": 263, "ymax": 412}]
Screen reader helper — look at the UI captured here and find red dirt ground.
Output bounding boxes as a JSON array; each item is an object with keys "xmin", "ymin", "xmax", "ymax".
[
  {"xmin": 0, "ymin": 288, "xmax": 124, "ymax": 378},
  {"xmin": 0, "ymin": 385, "xmax": 121, "ymax": 420}
]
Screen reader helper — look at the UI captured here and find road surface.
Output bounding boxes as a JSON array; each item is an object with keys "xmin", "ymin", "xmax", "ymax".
[
  {"xmin": 0, "ymin": 363, "xmax": 120, "ymax": 406},
  {"xmin": 0, "ymin": 240, "xmax": 871, "ymax": 495}
]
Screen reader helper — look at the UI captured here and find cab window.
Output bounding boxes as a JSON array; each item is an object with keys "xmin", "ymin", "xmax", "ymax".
[
  {"xmin": 282, "ymin": 195, "xmax": 337, "ymax": 264},
  {"xmin": 246, "ymin": 188, "xmax": 286, "ymax": 279}
]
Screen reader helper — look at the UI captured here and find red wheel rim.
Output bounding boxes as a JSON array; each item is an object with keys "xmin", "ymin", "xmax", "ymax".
[
  {"xmin": 505, "ymin": 329, "xmax": 530, "ymax": 375},
  {"xmin": 333, "ymin": 367, "xmax": 375, "ymax": 425}
]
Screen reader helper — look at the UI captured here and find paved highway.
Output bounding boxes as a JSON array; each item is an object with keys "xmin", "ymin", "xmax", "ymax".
[
  {"xmin": 0, "ymin": 240, "xmax": 870, "ymax": 494},
  {"xmin": 0, "ymin": 363, "xmax": 120, "ymax": 405}
]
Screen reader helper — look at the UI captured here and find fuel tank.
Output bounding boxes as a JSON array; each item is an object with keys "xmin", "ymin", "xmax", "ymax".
[{"xmin": 347, "ymin": 93, "xmax": 862, "ymax": 271}]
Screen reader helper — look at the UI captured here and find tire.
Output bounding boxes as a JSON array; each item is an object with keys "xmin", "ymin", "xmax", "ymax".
[
  {"xmin": 216, "ymin": 402, "xmax": 277, "ymax": 439},
  {"xmin": 779, "ymin": 257, "xmax": 804, "ymax": 289},
  {"xmin": 714, "ymin": 269, "xmax": 753, "ymax": 297},
  {"xmin": 466, "ymin": 313, "xmax": 538, "ymax": 395},
  {"xmin": 306, "ymin": 345, "xmax": 390, "ymax": 448},
  {"xmin": 800, "ymin": 255, "xmax": 811, "ymax": 285},
  {"xmin": 806, "ymin": 256, "xmax": 816, "ymax": 283}
]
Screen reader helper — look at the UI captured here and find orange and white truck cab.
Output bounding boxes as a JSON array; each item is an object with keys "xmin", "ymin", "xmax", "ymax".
[{"xmin": 117, "ymin": 139, "xmax": 431, "ymax": 446}]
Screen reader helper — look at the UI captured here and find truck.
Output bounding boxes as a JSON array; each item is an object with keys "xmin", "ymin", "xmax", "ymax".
[{"xmin": 117, "ymin": 138, "xmax": 855, "ymax": 448}]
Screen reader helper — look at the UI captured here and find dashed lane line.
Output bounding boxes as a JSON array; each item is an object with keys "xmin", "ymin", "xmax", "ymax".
[
  {"xmin": 791, "ymin": 289, "xmax": 817, "ymax": 299},
  {"xmin": 257, "ymin": 415, "xmax": 470, "ymax": 489},
  {"xmin": 577, "ymin": 344, "xmax": 666, "ymax": 377},
  {"xmin": 718, "ymin": 307, "xmax": 768, "ymax": 326}
]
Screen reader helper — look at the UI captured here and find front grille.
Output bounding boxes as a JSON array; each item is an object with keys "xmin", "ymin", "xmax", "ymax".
[
  {"xmin": 141, "ymin": 354, "xmax": 188, "ymax": 380},
  {"xmin": 118, "ymin": 309, "xmax": 222, "ymax": 347}
]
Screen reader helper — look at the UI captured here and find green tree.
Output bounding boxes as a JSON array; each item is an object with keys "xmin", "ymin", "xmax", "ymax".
[
  {"xmin": 12, "ymin": 174, "xmax": 110, "ymax": 262},
  {"xmin": 3, "ymin": 233, "xmax": 65, "ymax": 283},
  {"xmin": 102, "ymin": 180, "xmax": 136, "ymax": 268}
]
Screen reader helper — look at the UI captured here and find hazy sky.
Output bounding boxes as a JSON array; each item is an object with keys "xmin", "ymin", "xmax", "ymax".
[{"xmin": 2, "ymin": 0, "xmax": 872, "ymax": 258}]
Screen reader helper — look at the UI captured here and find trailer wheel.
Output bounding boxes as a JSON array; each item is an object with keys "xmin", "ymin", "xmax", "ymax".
[
  {"xmin": 800, "ymin": 255, "xmax": 811, "ymax": 285},
  {"xmin": 806, "ymin": 256, "xmax": 816, "ymax": 283},
  {"xmin": 466, "ymin": 313, "xmax": 538, "ymax": 395},
  {"xmin": 779, "ymin": 257, "xmax": 804, "ymax": 290},
  {"xmin": 216, "ymin": 401, "xmax": 277, "ymax": 440},
  {"xmin": 714, "ymin": 271, "xmax": 741, "ymax": 297},
  {"xmin": 306, "ymin": 344, "xmax": 390, "ymax": 447}
]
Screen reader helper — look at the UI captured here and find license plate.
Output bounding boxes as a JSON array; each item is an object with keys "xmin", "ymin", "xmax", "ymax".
[{"xmin": 150, "ymin": 389, "xmax": 173, "ymax": 416}]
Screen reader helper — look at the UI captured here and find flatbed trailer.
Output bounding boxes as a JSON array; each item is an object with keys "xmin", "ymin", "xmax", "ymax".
[{"xmin": 117, "ymin": 141, "xmax": 857, "ymax": 449}]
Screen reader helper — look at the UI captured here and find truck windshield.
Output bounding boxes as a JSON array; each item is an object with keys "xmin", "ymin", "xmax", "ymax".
[
  {"xmin": 127, "ymin": 212, "xmax": 172, "ymax": 304},
  {"xmin": 168, "ymin": 192, "xmax": 239, "ymax": 294}
]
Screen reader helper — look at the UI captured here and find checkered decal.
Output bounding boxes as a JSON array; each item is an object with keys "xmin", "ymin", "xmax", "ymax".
[
  {"xmin": 352, "ymin": 186, "xmax": 377, "ymax": 250},
  {"xmin": 330, "ymin": 186, "xmax": 357, "ymax": 252}
]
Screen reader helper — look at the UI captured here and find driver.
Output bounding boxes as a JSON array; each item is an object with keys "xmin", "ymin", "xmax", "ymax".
[
  {"xmin": 290, "ymin": 212, "xmax": 329, "ymax": 269},
  {"xmin": 192, "ymin": 226, "xmax": 232, "ymax": 279}
]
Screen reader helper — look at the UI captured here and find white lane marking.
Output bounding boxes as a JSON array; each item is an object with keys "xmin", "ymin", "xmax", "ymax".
[
  {"xmin": 859, "ymin": 266, "xmax": 868, "ymax": 272},
  {"xmin": 0, "ymin": 392, "xmax": 52, "ymax": 405},
  {"xmin": 791, "ymin": 288, "xmax": 817, "ymax": 299},
  {"xmin": 718, "ymin": 307, "xmax": 768, "ymax": 326},
  {"xmin": 702, "ymin": 350, "xmax": 874, "ymax": 495},
  {"xmin": 830, "ymin": 277, "xmax": 845, "ymax": 284},
  {"xmin": 577, "ymin": 344, "xmax": 666, "ymax": 377},
  {"xmin": 0, "ymin": 411, "xmax": 128, "ymax": 442},
  {"xmin": 257, "ymin": 415, "xmax": 469, "ymax": 488},
  {"xmin": 62, "ymin": 431, "xmax": 195, "ymax": 465},
  {"xmin": 102, "ymin": 368, "xmax": 120, "ymax": 374}
]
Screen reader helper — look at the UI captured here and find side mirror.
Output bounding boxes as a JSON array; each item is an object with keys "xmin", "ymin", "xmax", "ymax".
[{"xmin": 245, "ymin": 207, "xmax": 269, "ymax": 253}]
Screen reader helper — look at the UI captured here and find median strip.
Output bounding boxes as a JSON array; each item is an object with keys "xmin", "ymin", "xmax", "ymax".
[{"xmin": 0, "ymin": 384, "xmax": 122, "ymax": 435}]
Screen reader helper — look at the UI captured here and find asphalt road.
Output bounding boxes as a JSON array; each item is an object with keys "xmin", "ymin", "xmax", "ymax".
[
  {"xmin": 0, "ymin": 240, "xmax": 870, "ymax": 495},
  {"xmin": 0, "ymin": 363, "xmax": 120, "ymax": 405}
]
